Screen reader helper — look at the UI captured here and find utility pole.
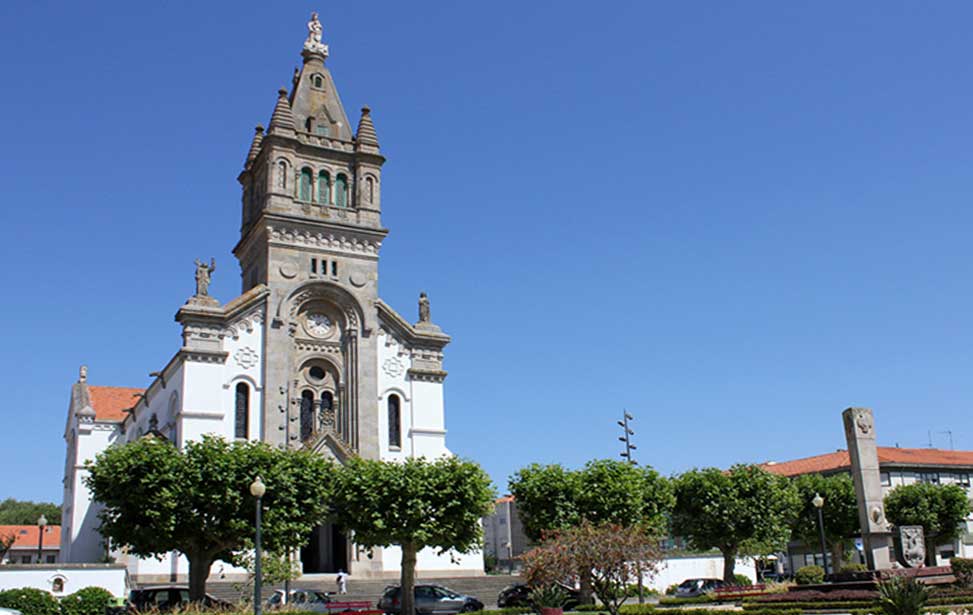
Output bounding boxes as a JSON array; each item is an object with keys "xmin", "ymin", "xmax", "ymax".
[{"xmin": 618, "ymin": 411, "xmax": 637, "ymax": 465}]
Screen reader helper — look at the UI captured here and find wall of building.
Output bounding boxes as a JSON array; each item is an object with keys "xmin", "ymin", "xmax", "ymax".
[
  {"xmin": 649, "ymin": 555, "xmax": 756, "ymax": 592},
  {"xmin": 0, "ymin": 564, "xmax": 129, "ymax": 598}
]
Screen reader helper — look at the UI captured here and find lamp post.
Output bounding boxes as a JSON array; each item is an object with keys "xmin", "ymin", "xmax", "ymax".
[
  {"xmin": 250, "ymin": 477, "xmax": 266, "ymax": 615},
  {"xmin": 36, "ymin": 514, "xmax": 47, "ymax": 564},
  {"xmin": 812, "ymin": 493, "xmax": 829, "ymax": 576}
]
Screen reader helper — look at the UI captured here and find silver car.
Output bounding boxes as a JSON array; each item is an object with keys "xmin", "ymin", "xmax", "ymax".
[
  {"xmin": 267, "ymin": 589, "xmax": 335, "ymax": 612},
  {"xmin": 377, "ymin": 585, "xmax": 483, "ymax": 615}
]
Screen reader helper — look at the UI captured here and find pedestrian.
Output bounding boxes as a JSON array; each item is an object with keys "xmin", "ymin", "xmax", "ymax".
[{"xmin": 336, "ymin": 569, "xmax": 348, "ymax": 595}]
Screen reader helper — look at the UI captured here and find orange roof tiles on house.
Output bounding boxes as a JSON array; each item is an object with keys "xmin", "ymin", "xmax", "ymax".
[
  {"xmin": 88, "ymin": 386, "xmax": 144, "ymax": 422},
  {"xmin": 0, "ymin": 525, "xmax": 61, "ymax": 550},
  {"xmin": 761, "ymin": 447, "xmax": 973, "ymax": 477},
  {"xmin": 496, "ymin": 495, "xmax": 515, "ymax": 504}
]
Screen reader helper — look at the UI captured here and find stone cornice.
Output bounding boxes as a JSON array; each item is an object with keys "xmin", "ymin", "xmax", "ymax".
[
  {"xmin": 179, "ymin": 348, "xmax": 228, "ymax": 364},
  {"xmin": 233, "ymin": 211, "xmax": 388, "ymax": 260},
  {"xmin": 407, "ymin": 368, "xmax": 448, "ymax": 383},
  {"xmin": 376, "ymin": 300, "xmax": 451, "ymax": 349}
]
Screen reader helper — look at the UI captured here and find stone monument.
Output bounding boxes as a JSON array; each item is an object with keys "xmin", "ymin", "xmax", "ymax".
[
  {"xmin": 842, "ymin": 407, "xmax": 893, "ymax": 570},
  {"xmin": 898, "ymin": 525, "xmax": 926, "ymax": 568}
]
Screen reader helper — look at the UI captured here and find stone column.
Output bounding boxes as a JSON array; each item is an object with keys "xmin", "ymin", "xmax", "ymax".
[{"xmin": 842, "ymin": 407, "xmax": 893, "ymax": 570}]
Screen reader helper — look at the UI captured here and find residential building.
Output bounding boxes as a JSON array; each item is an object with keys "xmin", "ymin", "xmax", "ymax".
[
  {"xmin": 1, "ymin": 525, "xmax": 60, "ymax": 565},
  {"xmin": 482, "ymin": 496, "xmax": 528, "ymax": 572}
]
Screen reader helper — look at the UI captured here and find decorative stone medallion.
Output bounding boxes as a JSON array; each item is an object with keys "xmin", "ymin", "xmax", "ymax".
[
  {"xmin": 350, "ymin": 271, "xmax": 367, "ymax": 288},
  {"xmin": 234, "ymin": 346, "xmax": 258, "ymax": 369},
  {"xmin": 279, "ymin": 263, "xmax": 298, "ymax": 279},
  {"xmin": 383, "ymin": 357, "xmax": 405, "ymax": 378},
  {"xmin": 899, "ymin": 525, "xmax": 925, "ymax": 567}
]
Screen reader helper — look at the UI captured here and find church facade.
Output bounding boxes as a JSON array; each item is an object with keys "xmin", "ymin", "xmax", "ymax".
[{"xmin": 60, "ymin": 14, "xmax": 482, "ymax": 580}]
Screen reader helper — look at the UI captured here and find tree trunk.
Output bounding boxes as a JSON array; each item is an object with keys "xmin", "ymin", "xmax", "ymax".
[
  {"xmin": 830, "ymin": 541, "xmax": 845, "ymax": 571},
  {"xmin": 400, "ymin": 543, "xmax": 418, "ymax": 615},
  {"xmin": 187, "ymin": 551, "xmax": 214, "ymax": 602},
  {"xmin": 721, "ymin": 549, "xmax": 736, "ymax": 583},
  {"xmin": 578, "ymin": 571, "xmax": 594, "ymax": 605}
]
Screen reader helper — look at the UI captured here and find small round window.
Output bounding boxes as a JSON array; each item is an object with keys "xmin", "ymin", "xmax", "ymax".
[{"xmin": 308, "ymin": 366, "xmax": 326, "ymax": 381}]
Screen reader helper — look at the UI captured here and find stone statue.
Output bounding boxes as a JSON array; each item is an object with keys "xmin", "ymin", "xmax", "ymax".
[
  {"xmin": 194, "ymin": 258, "xmax": 216, "ymax": 297},
  {"xmin": 79, "ymin": 365, "xmax": 87, "ymax": 383},
  {"xmin": 899, "ymin": 526, "xmax": 926, "ymax": 568},
  {"xmin": 304, "ymin": 12, "xmax": 328, "ymax": 55},
  {"xmin": 418, "ymin": 292, "xmax": 430, "ymax": 323}
]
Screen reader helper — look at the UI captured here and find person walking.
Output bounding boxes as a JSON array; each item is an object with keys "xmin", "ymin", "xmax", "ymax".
[{"xmin": 336, "ymin": 570, "xmax": 348, "ymax": 595}]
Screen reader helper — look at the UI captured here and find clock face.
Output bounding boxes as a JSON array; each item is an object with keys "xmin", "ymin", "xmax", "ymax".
[{"xmin": 306, "ymin": 313, "xmax": 332, "ymax": 337}]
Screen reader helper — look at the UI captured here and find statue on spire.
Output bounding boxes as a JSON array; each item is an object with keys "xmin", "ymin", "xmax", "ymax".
[
  {"xmin": 418, "ymin": 292, "xmax": 431, "ymax": 323},
  {"xmin": 304, "ymin": 12, "xmax": 329, "ymax": 57}
]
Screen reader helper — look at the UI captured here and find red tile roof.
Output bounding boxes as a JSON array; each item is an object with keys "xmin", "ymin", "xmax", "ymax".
[
  {"xmin": 89, "ymin": 386, "xmax": 144, "ymax": 422},
  {"xmin": 496, "ymin": 495, "xmax": 514, "ymax": 504},
  {"xmin": 0, "ymin": 525, "xmax": 61, "ymax": 550},
  {"xmin": 761, "ymin": 447, "xmax": 973, "ymax": 477}
]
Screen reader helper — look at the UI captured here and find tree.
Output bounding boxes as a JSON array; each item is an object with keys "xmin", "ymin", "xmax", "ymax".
[
  {"xmin": 84, "ymin": 434, "xmax": 331, "ymax": 600},
  {"xmin": 0, "ymin": 529, "xmax": 16, "ymax": 562},
  {"xmin": 671, "ymin": 465, "xmax": 799, "ymax": 582},
  {"xmin": 522, "ymin": 522, "xmax": 662, "ymax": 615},
  {"xmin": 884, "ymin": 483, "xmax": 971, "ymax": 565},
  {"xmin": 328, "ymin": 456, "xmax": 494, "ymax": 615},
  {"xmin": 791, "ymin": 473, "xmax": 860, "ymax": 565},
  {"xmin": 509, "ymin": 460, "xmax": 673, "ymax": 541},
  {"xmin": 0, "ymin": 499, "xmax": 61, "ymax": 526}
]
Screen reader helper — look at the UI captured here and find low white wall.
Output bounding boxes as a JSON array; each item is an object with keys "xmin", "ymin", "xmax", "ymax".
[
  {"xmin": 646, "ymin": 555, "xmax": 756, "ymax": 592},
  {"xmin": 0, "ymin": 564, "xmax": 129, "ymax": 598}
]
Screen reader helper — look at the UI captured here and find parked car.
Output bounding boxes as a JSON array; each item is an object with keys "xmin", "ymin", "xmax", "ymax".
[
  {"xmin": 497, "ymin": 583, "xmax": 580, "ymax": 610},
  {"xmin": 129, "ymin": 586, "xmax": 231, "ymax": 611},
  {"xmin": 378, "ymin": 585, "xmax": 483, "ymax": 615},
  {"xmin": 268, "ymin": 589, "xmax": 335, "ymax": 612},
  {"xmin": 1, "ymin": 608, "xmax": 24, "ymax": 615},
  {"xmin": 673, "ymin": 578, "xmax": 725, "ymax": 598}
]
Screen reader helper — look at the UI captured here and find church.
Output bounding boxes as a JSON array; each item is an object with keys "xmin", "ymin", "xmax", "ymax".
[{"xmin": 60, "ymin": 13, "xmax": 482, "ymax": 581}]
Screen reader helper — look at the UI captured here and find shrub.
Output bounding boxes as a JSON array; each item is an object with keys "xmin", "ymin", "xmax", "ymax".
[
  {"xmin": 665, "ymin": 583, "xmax": 680, "ymax": 596},
  {"xmin": 954, "ymin": 557, "xmax": 973, "ymax": 588},
  {"xmin": 468, "ymin": 610, "xmax": 532, "ymax": 615},
  {"xmin": 59, "ymin": 587, "xmax": 115, "ymax": 615},
  {"xmin": 794, "ymin": 565, "xmax": 825, "ymax": 585},
  {"xmin": 878, "ymin": 576, "xmax": 929, "ymax": 615},
  {"xmin": 841, "ymin": 563, "xmax": 869, "ymax": 573},
  {"xmin": 529, "ymin": 585, "xmax": 568, "ymax": 609},
  {"xmin": 733, "ymin": 574, "xmax": 754, "ymax": 587},
  {"xmin": 0, "ymin": 588, "xmax": 61, "ymax": 615},
  {"xmin": 748, "ymin": 589, "xmax": 878, "ymax": 603}
]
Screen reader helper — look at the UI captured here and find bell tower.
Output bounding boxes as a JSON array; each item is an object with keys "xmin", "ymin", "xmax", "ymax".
[{"xmin": 233, "ymin": 12, "xmax": 387, "ymax": 463}]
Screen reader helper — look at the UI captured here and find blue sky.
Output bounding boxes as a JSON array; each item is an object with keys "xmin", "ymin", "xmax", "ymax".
[{"xmin": 1, "ymin": 2, "xmax": 972, "ymax": 504}]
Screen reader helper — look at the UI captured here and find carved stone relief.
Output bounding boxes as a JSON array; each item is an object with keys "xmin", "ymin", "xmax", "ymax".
[
  {"xmin": 234, "ymin": 346, "xmax": 259, "ymax": 369},
  {"xmin": 899, "ymin": 526, "xmax": 925, "ymax": 568}
]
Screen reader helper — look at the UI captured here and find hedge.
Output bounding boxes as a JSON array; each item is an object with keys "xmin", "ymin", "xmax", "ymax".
[
  {"xmin": 0, "ymin": 588, "xmax": 61, "ymax": 615},
  {"xmin": 468, "ymin": 609, "xmax": 533, "ymax": 615},
  {"xmin": 59, "ymin": 587, "xmax": 115, "ymax": 615},
  {"xmin": 795, "ymin": 565, "xmax": 825, "ymax": 585},
  {"xmin": 954, "ymin": 558, "xmax": 973, "ymax": 588}
]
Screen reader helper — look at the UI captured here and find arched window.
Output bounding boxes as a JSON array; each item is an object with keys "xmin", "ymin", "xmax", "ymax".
[
  {"xmin": 300, "ymin": 390, "xmax": 314, "ymax": 441},
  {"xmin": 313, "ymin": 74, "xmax": 323, "ymax": 89},
  {"xmin": 276, "ymin": 160, "xmax": 288, "ymax": 189},
  {"xmin": 235, "ymin": 383, "xmax": 249, "ymax": 439},
  {"xmin": 299, "ymin": 168, "xmax": 313, "ymax": 201},
  {"xmin": 388, "ymin": 394, "xmax": 401, "ymax": 449},
  {"xmin": 335, "ymin": 174, "xmax": 348, "ymax": 207},
  {"xmin": 321, "ymin": 391, "xmax": 333, "ymax": 411},
  {"xmin": 317, "ymin": 171, "xmax": 331, "ymax": 204},
  {"xmin": 366, "ymin": 176, "xmax": 375, "ymax": 203}
]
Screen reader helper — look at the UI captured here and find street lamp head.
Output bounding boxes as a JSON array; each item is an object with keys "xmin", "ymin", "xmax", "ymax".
[
  {"xmin": 250, "ymin": 476, "xmax": 266, "ymax": 498},
  {"xmin": 812, "ymin": 493, "xmax": 824, "ymax": 509},
  {"xmin": 37, "ymin": 514, "xmax": 47, "ymax": 528}
]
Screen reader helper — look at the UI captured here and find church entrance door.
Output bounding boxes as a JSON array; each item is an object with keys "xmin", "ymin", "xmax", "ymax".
[{"xmin": 300, "ymin": 523, "xmax": 348, "ymax": 573}]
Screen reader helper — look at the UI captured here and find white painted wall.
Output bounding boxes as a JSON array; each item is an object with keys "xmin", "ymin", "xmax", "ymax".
[
  {"xmin": 647, "ymin": 555, "xmax": 757, "ymax": 593},
  {"xmin": 62, "ymin": 421, "xmax": 120, "ymax": 563},
  {"xmin": 0, "ymin": 565, "xmax": 129, "ymax": 598}
]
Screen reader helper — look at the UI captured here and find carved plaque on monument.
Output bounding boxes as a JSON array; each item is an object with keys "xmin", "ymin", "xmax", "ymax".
[{"xmin": 899, "ymin": 525, "xmax": 925, "ymax": 568}]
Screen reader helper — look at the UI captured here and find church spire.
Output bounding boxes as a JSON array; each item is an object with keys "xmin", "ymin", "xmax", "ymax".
[
  {"xmin": 355, "ymin": 106, "xmax": 380, "ymax": 154},
  {"xmin": 267, "ymin": 89, "xmax": 297, "ymax": 136}
]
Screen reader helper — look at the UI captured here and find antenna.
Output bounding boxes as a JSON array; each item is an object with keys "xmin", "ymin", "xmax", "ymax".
[
  {"xmin": 618, "ymin": 410, "xmax": 637, "ymax": 465},
  {"xmin": 938, "ymin": 430, "xmax": 954, "ymax": 451}
]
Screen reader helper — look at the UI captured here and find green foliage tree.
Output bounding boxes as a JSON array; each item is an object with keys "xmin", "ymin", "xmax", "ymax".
[
  {"xmin": 509, "ymin": 460, "xmax": 673, "ymax": 541},
  {"xmin": 884, "ymin": 483, "xmax": 971, "ymax": 565},
  {"xmin": 328, "ymin": 456, "xmax": 494, "ymax": 615},
  {"xmin": 791, "ymin": 473, "xmax": 859, "ymax": 565},
  {"xmin": 59, "ymin": 587, "xmax": 115, "ymax": 615},
  {"xmin": 0, "ymin": 499, "xmax": 61, "ymax": 526},
  {"xmin": 0, "ymin": 588, "xmax": 60, "ymax": 615},
  {"xmin": 671, "ymin": 465, "xmax": 799, "ymax": 582},
  {"xmin": 84, "ymin": 434, "xmax": 331, "ymax": 601}
]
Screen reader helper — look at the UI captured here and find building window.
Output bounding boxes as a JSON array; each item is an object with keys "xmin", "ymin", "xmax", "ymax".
[
  {"xmin": 958, "ymin": 473, "xmax": 971, "ymax": 487},
  {"xmin": 317, "ymin": 171, "xmax": 331, "ymax": 203},
  {"xmin": 316, "ymin": 124, "xmax": 330, "ymax": 136},
  {"xmin": 277, "ymin": 160, "xmax": 288, "ymax": 189},
  {"xmin": 300, "ymin": 390, "xmax": 314, "ymax": 441},
  {"xmin": 46, "ymin": 555, "xmax": 56, "ymax": 564},
  {"xmin": 299, "ymin": 168, "xmax": 313, "ymax": 201},
  {"xmin": 365, "ymin": 176, "xmax": 375, "ymax": 203},
  {"xmin": 918, "ymin": 471, "xmax": 940, "ymax": 484},
  {"xmin": 335, "ymin": 174, "xmax": 348, "ymax": 207},
  {"xmin": 388, "ymin": 394, "xmax": 401, "ymax": 449},
  {"xmin": 880, "ymin": 472, "xmax": 891, "ymax": 486},
  {"xmin": 313, "ymin": 74, "xmax": 323, "ymax": 89},
  {"xmin": 235, "ymin": 383, "xmax": 249, "ymax": 439}
]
